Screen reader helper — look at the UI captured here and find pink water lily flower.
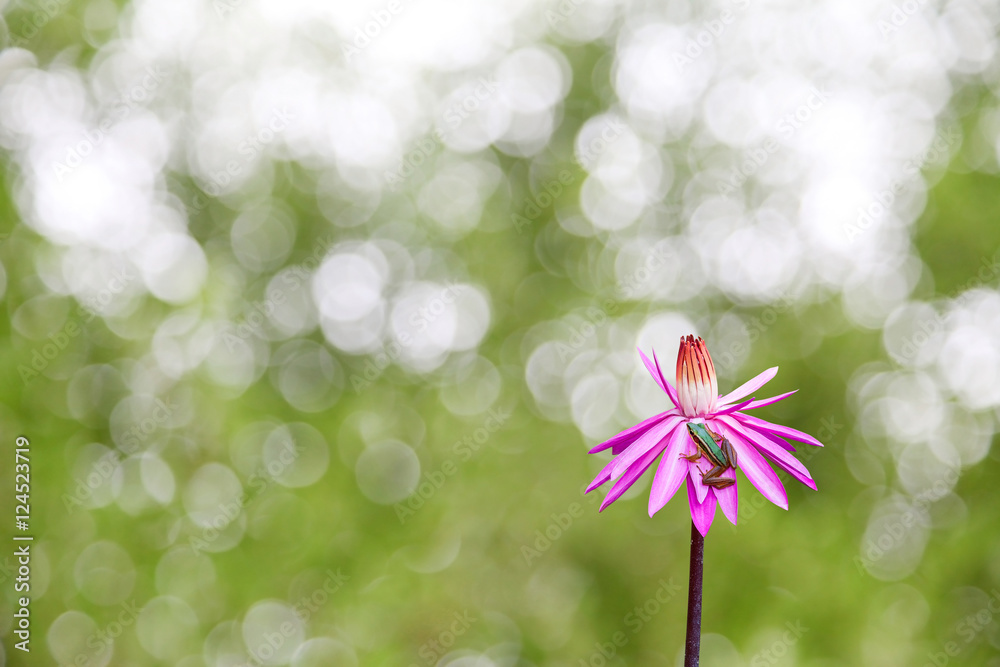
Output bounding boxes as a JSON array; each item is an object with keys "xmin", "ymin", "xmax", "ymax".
[{"xmin": 586, "ymin": 335, "xmax": 822, "ymax": 536}]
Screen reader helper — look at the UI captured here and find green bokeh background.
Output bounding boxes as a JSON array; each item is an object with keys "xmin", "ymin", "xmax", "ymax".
[{"xmin": 1, "ymin": 1, "xmax": 1000, "ymax": 666}]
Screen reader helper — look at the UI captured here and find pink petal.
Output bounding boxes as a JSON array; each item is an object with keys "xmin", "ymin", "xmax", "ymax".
[
  {"xmin": 758, "ymin": 428, "xmax": 796, "ymax": 452},
  {"xmin": 610, "ymin": 416, "xmax": 683, "ymax": 480},
  {"xmin": 589, "ymin": 410, "xmax": 674, "ymax": 454},
  {"xmin": 733, "ymin": 413, "xmax": 824, "ymax": 447},
  {"xmin": 639, "ymin": 348, "xmax": 682, "ymax": 409},
  {"xmin": 638, "ymin": 348, "xmax": 668, "ymax": 394},
  {"xmin": 688, "ymin": 464, "xmax": 711, "ymax": 504},
  {"xmin": 652, "ymin": 349, "xmax": 682, "ymax": 408},
  {"xmin": 585, "ymin": 456, "xmax": 618, "ymax": 493},
  {"xmin": 712, "ymin": 398, "xmax": 755, "ymax": 416},
  {"xmin": 719, "ymin": 416, "xmax": 816, "ymax": 490},
  {"xmin": 687, "ymin": 480, "xmax": 716, "ymax": 537},
  {"xmin": 716, "ymin": 366, "xmax": 778, "ymax": 407},
  {"xmin": 738, "ymin": 390, "xmax": 797, "ymax": 411},
  {"xmin": 613, "ymin": 412, "xmax": 681, "ymax": 455},
  {"xmin": 611, "ymin": 440, "xmax": 631, "ymax": 455},
  {"xmin": 599, "ymin": 436, "xmax": 670, "ymax": 511},
  {"xmin": 714, "ymin": 421, "xmax": 788, "ymax": 510},
  {"xmin": 715, "ymin": 469, "xmax": 739, "ymax": 525},
  {"xmin": 648, "ymin": 425, "xmax": 691, "ymax": 516}
]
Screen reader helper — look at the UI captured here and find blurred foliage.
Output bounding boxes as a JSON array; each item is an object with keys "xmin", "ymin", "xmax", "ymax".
[{"xmin": 2, "ymin": 1, "xmax": 1000, "ymax": 666}]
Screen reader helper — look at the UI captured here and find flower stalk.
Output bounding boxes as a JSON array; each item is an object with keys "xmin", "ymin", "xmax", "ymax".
[{"xmin": 684, "ymin": 521, "xmax": 704, "ymax": 667}]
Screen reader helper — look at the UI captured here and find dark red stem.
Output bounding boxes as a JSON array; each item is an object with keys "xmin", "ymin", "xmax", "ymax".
[{"xmin": 684, "ymin": 521, "xmax": 704, "ymax": 667}]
